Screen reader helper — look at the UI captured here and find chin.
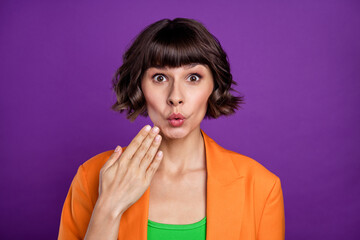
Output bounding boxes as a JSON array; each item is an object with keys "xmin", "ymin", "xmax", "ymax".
[{"xmin": 160, "ymin": 125, "xmax": 190, "ymax": 140}]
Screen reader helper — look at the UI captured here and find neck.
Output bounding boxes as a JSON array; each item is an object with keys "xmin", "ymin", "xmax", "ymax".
[{"xmin": 157, "ymin": 126, "xmax": 206, "ymax": 176}]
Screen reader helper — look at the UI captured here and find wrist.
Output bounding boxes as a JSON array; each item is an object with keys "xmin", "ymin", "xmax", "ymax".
[{"xmin": 95, "ymin": 195, "xmax": 124, "ymax": 220}]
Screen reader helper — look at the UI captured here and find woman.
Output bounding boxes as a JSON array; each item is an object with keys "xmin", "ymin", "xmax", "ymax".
[{"xmin": 58, "ymin": 18, "xmax": 285, "ymax": 240}]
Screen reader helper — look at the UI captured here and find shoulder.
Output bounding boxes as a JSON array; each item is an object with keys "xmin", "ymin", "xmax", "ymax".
[
  {"xmin": 203, "ymin": 130, "xmax": 279, "ymax": 184},
  {"xmin": 222, "ymin": 147, "xmax": 281, "ymax": 188},
  {"xmin": 79, "ymin": 146, "xmax": 128, "ymax": 180},
  {"xmin": 71, "ymin": 149, "xmax": 119, "ymax": 204},
  {"xmin": 81, "ymin": 149, "xmax": 115, "ymax": 173}
]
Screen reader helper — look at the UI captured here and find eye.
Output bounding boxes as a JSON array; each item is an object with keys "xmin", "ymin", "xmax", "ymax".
[
  {"xmin": 188, "ymin": 73, "xmax": 202, "ymax": 82},
  {"xmin": 151, "ymin": 73, "xmax": 202, "ymax": 83},
  {"xmin": 152, "ymin": 74, "xmax": 167, "ymax": 83}
]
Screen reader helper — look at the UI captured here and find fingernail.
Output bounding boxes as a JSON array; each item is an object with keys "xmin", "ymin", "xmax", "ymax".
[
  {"xmin": 144, "ymin": 125, "xmax": 151, "ymax": 132},
  {"xmin": 152, "ymin": 126, "xmax": 159, "ymax": 133},
  {"xmin": 155, "ymin": 135, "xmax": 161, "ymax": 142},
  {"xmin": 115, "ymin": 146, "xmax": 121, "ymax": 152}
]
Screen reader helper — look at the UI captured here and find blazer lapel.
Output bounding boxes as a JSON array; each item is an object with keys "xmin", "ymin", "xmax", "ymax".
[
  {"xmin": 117, "ymin": 129, "xmax": 245, "ymax": 240},
  {"xmin": 202, "ymin": 129, "xmax": 245, "ymax": 240}
]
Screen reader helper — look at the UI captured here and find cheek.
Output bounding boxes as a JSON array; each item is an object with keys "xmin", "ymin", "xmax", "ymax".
[
  {"xmin": 142, "ymin": 81, "xmax": 154, "ymax": 106},
  {"xmin": 191, "ymin": 88, "xmax": 212, "ymax": 111},
  {"xmin": 142, "ymin": 86, "xmax": 164, "ymax": 115},
  {"xmin": 145, "ymin": 96, "xmax": 159, "ymax": 111}
]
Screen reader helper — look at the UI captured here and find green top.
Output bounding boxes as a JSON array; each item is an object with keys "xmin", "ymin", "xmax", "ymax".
[{"xmin": 147, "ymin": 216, "xmax": 206, "ymax": 240}]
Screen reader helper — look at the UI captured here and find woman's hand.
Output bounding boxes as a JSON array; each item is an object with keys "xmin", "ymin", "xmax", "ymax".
[{"xmin": 98, "ymin": 125, "xmax": 163, "ymax": 217}]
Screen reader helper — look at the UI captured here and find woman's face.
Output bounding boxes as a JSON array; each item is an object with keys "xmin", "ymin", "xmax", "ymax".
[{"xmin": 141, "ymin": 63, "xmax": 214, "ymax": 140}]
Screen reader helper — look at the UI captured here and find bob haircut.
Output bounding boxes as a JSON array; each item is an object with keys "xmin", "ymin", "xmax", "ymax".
[{"xmin": 111, "ymin": 18, "xmax": 245, "ymax": 122}]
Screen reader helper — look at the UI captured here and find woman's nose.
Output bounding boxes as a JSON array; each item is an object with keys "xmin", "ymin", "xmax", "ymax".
[
  {"xmin": 167, "ymin": 82, "xmax": 184, "ymax": 106},
  {"xmin": 168, "ymin": 98, "xmax": 183, "ymax": 106}
]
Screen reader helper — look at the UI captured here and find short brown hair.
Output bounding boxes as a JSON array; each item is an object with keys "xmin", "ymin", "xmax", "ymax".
[{"xmin": 111, "ymin": 18, "xmax": 245, "ymax": 122}]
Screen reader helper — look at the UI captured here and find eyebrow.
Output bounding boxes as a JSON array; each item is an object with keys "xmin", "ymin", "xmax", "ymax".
[{"xmin": 150, "ymin": 63, "xmax": 202, "ymax": 70}]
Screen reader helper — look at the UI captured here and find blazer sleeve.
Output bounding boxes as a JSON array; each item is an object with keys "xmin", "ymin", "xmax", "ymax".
[
  {"xmin": 257, "ymin": 176, "xmax": 285, "ymax": 240},
  {"xmin": 58, "ymin": 165, "xmax": 94, "ymax": 240}
]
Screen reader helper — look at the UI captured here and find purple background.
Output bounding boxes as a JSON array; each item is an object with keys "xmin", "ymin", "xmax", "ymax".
[{"xmin": 1, "ymin": 0, "xmax": 359, "ymax": 239}]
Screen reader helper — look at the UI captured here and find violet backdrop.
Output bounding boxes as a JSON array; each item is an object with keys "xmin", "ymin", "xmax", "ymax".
[{"xmin": 0, "ymin": 0, "xmax": 359, "ymax": 239}]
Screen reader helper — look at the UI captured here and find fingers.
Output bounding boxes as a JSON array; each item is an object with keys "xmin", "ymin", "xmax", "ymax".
[
  {"xmin": 103, "ymin": 125, "xmax": 161, "ymax": 175},
  {"xmin": 145, "ymin": 150, "xmax": 163, "ymax": 182},
  {"xmin": 102, "ymin": 146, "xmax": 123, "ymax": 170},
  {"xmin": 139, "ymin": 134, "xmax": 162, "ymax": 172},
  {"xmin": 130, "ymin": 126, "xmax": 160, "ymax": 167},
  {"xmin": 119, "ymin": 125, "xmax": 152, "ymax": 162}
]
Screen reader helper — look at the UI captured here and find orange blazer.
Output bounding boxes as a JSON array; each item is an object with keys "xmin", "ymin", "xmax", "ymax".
[{"xmin": 58, "ymin": 129, "xmax": 285, "ymax": 239}]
